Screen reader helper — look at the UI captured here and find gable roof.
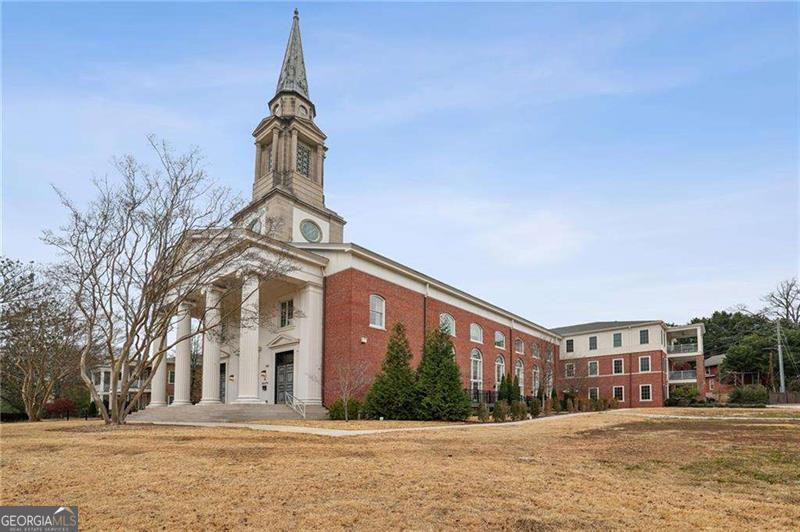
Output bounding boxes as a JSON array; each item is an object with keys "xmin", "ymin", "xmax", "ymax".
[{"xmin": 551, "ymin": 320, "xmax": 661, "ymax": 336}]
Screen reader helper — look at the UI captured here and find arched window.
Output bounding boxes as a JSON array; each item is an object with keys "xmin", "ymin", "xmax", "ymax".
[
  {"xmin": 546, "ymin": 345, "xmax": 554, "ymax": 363},
  {"xmin": 369, "ymin": 294, "xmax": 385, "ymax": 329},
  {"xmin": 494, "ymin": 331, "xmax": 506, "ymax": 349},
  {"xmin": 514, "ymin": 338, "xmax": 524, "ymax": 354},
  {"xmin": 515, "ymin": 360, "xmax": 525, "ymax": 397},
  {"xmin": 532, "ymin": 344, "xmax": 541, "ymax": 358},
  {"xmin": 532, "ymin": 366, "xmax": 541, "ymax": 396},
  {"xmin": 470, "ymin": 349, "xmax": 483, "ymax": 391},
  {"xmin": 470, "ymin": 323, "xmax": 483, "ymax": 343},
  {"xmin": 495, "ymin": 356, "xmax": 505, "ymax": 388},
  {"xmin": 439, "ymin": 313, "xmax": 456, "ymax": 336}
]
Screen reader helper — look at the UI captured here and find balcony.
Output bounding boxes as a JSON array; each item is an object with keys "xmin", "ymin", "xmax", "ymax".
[
  {"xmin": 668, "ymin": 343, "xmax": 698, "ymax": 355},
  {"xmin": 669, "ymin": 370, "xmax": 697, "ymax": 382}
]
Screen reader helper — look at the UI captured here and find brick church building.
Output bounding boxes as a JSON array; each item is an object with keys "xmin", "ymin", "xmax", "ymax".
[{"xmin": 137, "ymin": 11, "xmax": 704, "ymax": 418}]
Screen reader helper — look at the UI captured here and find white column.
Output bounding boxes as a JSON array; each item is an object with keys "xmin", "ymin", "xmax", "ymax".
[
  {"xmin": 171, "ymin": 302, "xmax": 193, "ymax": 406},
  {"xmin": 295, "ymin": 283, "xmax": 324, "ymax": 405},
  {"xmin": 148, "ymin": 335, "xmax": 167, "ymax": 408},
  {"xmin": 235, "ymin": 273, "xmax": 261, "ymax": 403},
  {"xmin": 199, "ymin": 286, "xmax": 223, "ymax": 405}
]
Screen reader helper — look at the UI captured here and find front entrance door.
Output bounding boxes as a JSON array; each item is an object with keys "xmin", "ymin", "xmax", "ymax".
[
  {"xmin": 275, "ymin": 351, "xmax": 294, "ymax": 404},
  {"xmin": 219, "ymin": 362, "xmax": 227, "ymax": 403}
]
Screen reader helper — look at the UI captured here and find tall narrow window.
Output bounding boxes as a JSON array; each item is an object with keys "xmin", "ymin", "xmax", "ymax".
[
  {"xmin": 494, "ymin": 331, "xmax": 506, "ymax": 349},
  {"xmin": 589, "ymin": 336, "xmax": 597, "ymax": 350},
  {"xmin": 566, "ymin": 339, "xmax": 574, "ymax": 353},
  {"xmin": 613, "ymin": 332, "xmax": 622, "ymax": 348},
  {"xmin": 369, "ymin": 295, "xmax": 385, "ymax": 329},
  {"xmin": 589, "ymin": 387, "xmax": 599, "ymax": 401},
  {"xmin": 640, "ymin": 329, "xmax": 650, "ymax": 345},
  {"xmin": 279, "ymin": 299, "xmax": 294, "ymax": 328},
  {"xmin": 439, "ymin": 313, "xmax": 456, "ymax": 336},
  {"xmin": 296, "ymin": 143, "xmax": 311, "ymax": 177},
  {"xmin": 565, "ymin": 363, "xmax": 575, "ymax": 378},
  {"xmin": 495, "ymin": 356, "xmax": 505, "ymax": 388},
  {"xmin": 588, "ymin": 360, "xmax": 599, "ymax": 376},
  {"xmin": 470, "ymin": 349, "xmax": 483, "ymax": 391},
  {"xmin": 514, "ymin": 338, "xmax": 524, "ymax": 354},
  {"xmin": 515, "ymin": 360, "xmax": 525, "ymax": 396},
  {"xmin": 639, "ymin": 356, "xmax": 651, "ymax": 372},
  {"xmin": 546, "ymin": 346, "xmax": 554, "ymax": 363},
  {"xmin": 470, "ymin": 323, "xmax": 483, "ymax": 343},
  {"xmin": 613, "ymin": 386, "xmax": 624, "ymax": 402},
  {"xmin": 533, "ymin": 344, "xmax": 541, "ymax": 358},
  {"xmin": 640, "ymin": 384, "xmax": 652, "ymax": 401},
  {"xmin": 532, "ymin": 366, "xmax": 540, "ymax": 396},
  {"xmin": 613, "ymin": 358, "xmax": 624, "ymax": 375}
]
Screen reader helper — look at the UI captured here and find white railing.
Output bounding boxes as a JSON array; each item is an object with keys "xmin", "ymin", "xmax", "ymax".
[
  {"xmin": 284, "ymin": 392, "xmax": 306, "ymax": 419},
  {"xmin": 668, "ymin": 343, "xmax": 698, "ymax": 354},
  {"xmin": 669, "ymin": 370, "xmax": 697, "ymax": 381}
]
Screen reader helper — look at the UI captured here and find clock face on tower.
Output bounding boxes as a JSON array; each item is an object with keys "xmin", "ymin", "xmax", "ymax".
[{"xmin": 300, "ymin": 219, "xmax": 322, "ymax": 243}]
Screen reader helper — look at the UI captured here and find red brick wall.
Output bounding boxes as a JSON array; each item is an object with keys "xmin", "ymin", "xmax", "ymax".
[
  {"xmin": 322, "ymin": 268, "xmax": 560, "ymax": 406},
  {"xmin": 558, "ymin": 350, "xmax": 667, "ymax": 407}
]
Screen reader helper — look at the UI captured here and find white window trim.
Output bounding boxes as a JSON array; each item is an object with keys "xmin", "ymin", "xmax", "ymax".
[
  {"xmin": 613, "ymin": 385, "xmax": 625, "ymax": 402},
  {"xmin": 565, "ymin": 363, "xmax": 575, "ymax": 378},
  {"xmin": 470, "ymin": 349, "xmax": 483, "ymax": 388},
  {"xmin": 639, "ymin": 384, "xmax": 653, "ymax": 402},
  {"xmin": 639, "ymin": 355, "xmax": 651, "ymax": 373},
  {"xmin": 515, "ymin": 360, "xmax": 525, "ymax": 394},
  {"xmin": 533, "ymin": 345, "xmax": 541, "ymax": 358},
  {"xmin": 612, "ymin": 358, "xmax": 624, "ymax": 375},
  {"xmin": 470, "ymin": 323, "xmax": 483, "ymax": 344},
  {"xmin": 613, "ymin": 332, "xmax": 622, "ymax": 348},
  {"xmin": 588, "ymin": 387, "xmax": 599, "ymax": 401},
  {"xmin": 514, "ymin": 338, "xmax": 524, "ymax": 354},
  {"xmin": 588, "ymin": 360, "xmax": 599, "ymax": 377},
  {"xmin": 494, "ymin": 331, "xmax": 506, "ymax": 350},
  {"xmin": 278, "ymin": 298, "xmax": 295, "ymax": 329},
  {"xmin": 369, "ymin": 294, "xmax": 386, "ymax": 330},
  {"xmin": 495, "ymin": 356, "xmax": 505, "ymax": 388},
  {"xmin": 640, "ymin": 329, "xmax": 650, "ymax": 345}
]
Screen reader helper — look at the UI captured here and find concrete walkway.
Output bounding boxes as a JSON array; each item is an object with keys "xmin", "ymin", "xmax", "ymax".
[
  {"xmin": 128, "ymin": 412, "xmax": 592, "ymax": 438},
  {"xmin": 608, "ymin": 411, "xmax": 800, "ymax": 422}
]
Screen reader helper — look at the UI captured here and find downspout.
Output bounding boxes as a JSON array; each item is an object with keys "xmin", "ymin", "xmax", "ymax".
[{"xmin": 321, "ymin": 276, "xmax": 326, "ymax": 407}]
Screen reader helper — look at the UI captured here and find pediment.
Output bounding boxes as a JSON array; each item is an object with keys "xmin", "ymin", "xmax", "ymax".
[{"xmin": 267, "ymin": 333, "xmax": 300, "ymax": 349}]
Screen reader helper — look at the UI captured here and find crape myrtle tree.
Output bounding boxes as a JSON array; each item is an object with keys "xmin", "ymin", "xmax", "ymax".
[
  {"xmin": 0, "ymin": 260, "xmax": 88, "ymax": 421},
  {"xmin": 415, "ymin": 326, "xmax": 471, "ymax": 421},
  {"xmin": 327, "ymin": 355, "xmax": 372, "ymax": 421},
  {"xmin": 43, "ymin": 137, "xmax": 293, "ymax": 424},
  {"xmin": 364, "ymin": 322, "xmax": 417, "ymax": 419}
]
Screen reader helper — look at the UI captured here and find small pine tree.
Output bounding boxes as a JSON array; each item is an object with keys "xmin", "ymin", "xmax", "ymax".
[
  {"xmin": 364, "ymin": 322, "xmax": 417, "ymax": 419},
  {"xmin": 497, "ymin": 374, "xmax": 508, "ymax": 403},
  {"xmin": 530, "ymin": 398, "xmax": 540, "ymax": 418},
  {"xmin": 511, "ymin": 374, "xmax": 521, "ymax": 403},
  {"xmin": 476, "ymin": 402, "xmax": 490, "ymax": 423},
  {"xmin": 415, "ymin": 327, "xmax": 472, "ymax": 421}
]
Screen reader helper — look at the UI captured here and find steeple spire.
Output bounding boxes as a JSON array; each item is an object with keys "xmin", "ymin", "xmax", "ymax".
[{"xmin": 276, "ymin": 9, "xmax": 309, "ymax": 100}]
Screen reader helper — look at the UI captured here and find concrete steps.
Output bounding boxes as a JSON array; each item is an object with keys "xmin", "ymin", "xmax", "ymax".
[{"xmin": 127, "ymin": 403, "xmax": 328, "ymax": 423}]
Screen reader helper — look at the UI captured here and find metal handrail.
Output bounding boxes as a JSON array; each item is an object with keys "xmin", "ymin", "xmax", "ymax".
[
  {"xmin": 669, "ymin": 370, "xmax": 697, "ymax": 381},
  {"xmin": 668, "ymin": 343, "xmax": 698, "ymax": 354},
  {"xmin": 284, "ymin": 391, "xmax": 306, "ymax": 419}
]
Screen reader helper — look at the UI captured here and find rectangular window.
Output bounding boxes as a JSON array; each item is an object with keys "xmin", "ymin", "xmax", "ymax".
[
  {"xmin": 613, "ymin": 332, "xmax": 622, "ymax": 348},
  {"xmin": 640, "ymin": 384, "xmax": 652, "ymax": 402},
  {"xmin": 588, "ymin": 360, "xmax": 599, "ymax": 376},
  {"xmin": 565, "ymin": 363, "xmax": 575, "ymax": 378},
  {"xmin": 640, "ymin": 329, "xmax": 650, "ymax": 345},
  {"xmin": 613, "ymin": 358, "xmax": 624, "ymax": 375},
  {"xmin": 280, "ymin": 299, "xmax": 294, "ymax": 328},
  {"xmin": 613, "ymin": 386, "xmax": 624, "ymax": 402},
  {"xmin": 168, "ymin": 370, "xmax": 175, "ymax": 384},
  {"xmin": 369, "ymin": 295, "xmax": 385, "ymax": 329},
  {"xmin": 296, "ymin": 143, "xmax": 311, "ymax": 177},
  {"xmin": 588, "ymin": 387, "xmax": 599, "ymax": 401},
  {"xmin": 566, "ymin": 339, "xmax": 574, "ymax": 353},
  {"xmin": 589, "ymin": 336, "xmax": 597, "ymax": 350},
  {"xmin": 639, "ymin": 356, "xmax": 651, "ymax": 372}
]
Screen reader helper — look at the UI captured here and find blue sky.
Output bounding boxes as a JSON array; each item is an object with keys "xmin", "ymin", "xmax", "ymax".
[{"xmin": 3, "ymin": 2, "xmax": 798, "ymax": 327}]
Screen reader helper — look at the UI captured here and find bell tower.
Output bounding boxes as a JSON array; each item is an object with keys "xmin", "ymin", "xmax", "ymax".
[{"xmin": 235, "ymin": 9, "xmax": 345, "ymax": 244}]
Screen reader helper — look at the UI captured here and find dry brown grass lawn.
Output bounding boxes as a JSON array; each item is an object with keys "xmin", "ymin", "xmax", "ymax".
[
  {"xmin": 243, "ymin": 419, "xmax": 468, "ymax": 430},
  {"xmin": 2, "ymin": 410, "xmax": 798, "ymax": 530}
]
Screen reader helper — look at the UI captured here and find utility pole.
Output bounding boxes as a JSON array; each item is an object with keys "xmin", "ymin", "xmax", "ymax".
[{"xmin": 777, "ymin": 321, "xmax": 786, "ymax": 394}]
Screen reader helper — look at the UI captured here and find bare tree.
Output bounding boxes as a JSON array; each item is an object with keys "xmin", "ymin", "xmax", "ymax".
[
  {"xmin": 328, "ymin": 356, "xmax": 372, "ymax": 421},
  {"xmin": 763, "ymin": 278, "xmax": 800, "ymax": 326},
  {"xmin": 0, "ymin": 268, "xmax": 86, "ymax": 421},
  {"xmin": 43, "ymin": 136, "xmax": 293, "ymax": 424}
]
